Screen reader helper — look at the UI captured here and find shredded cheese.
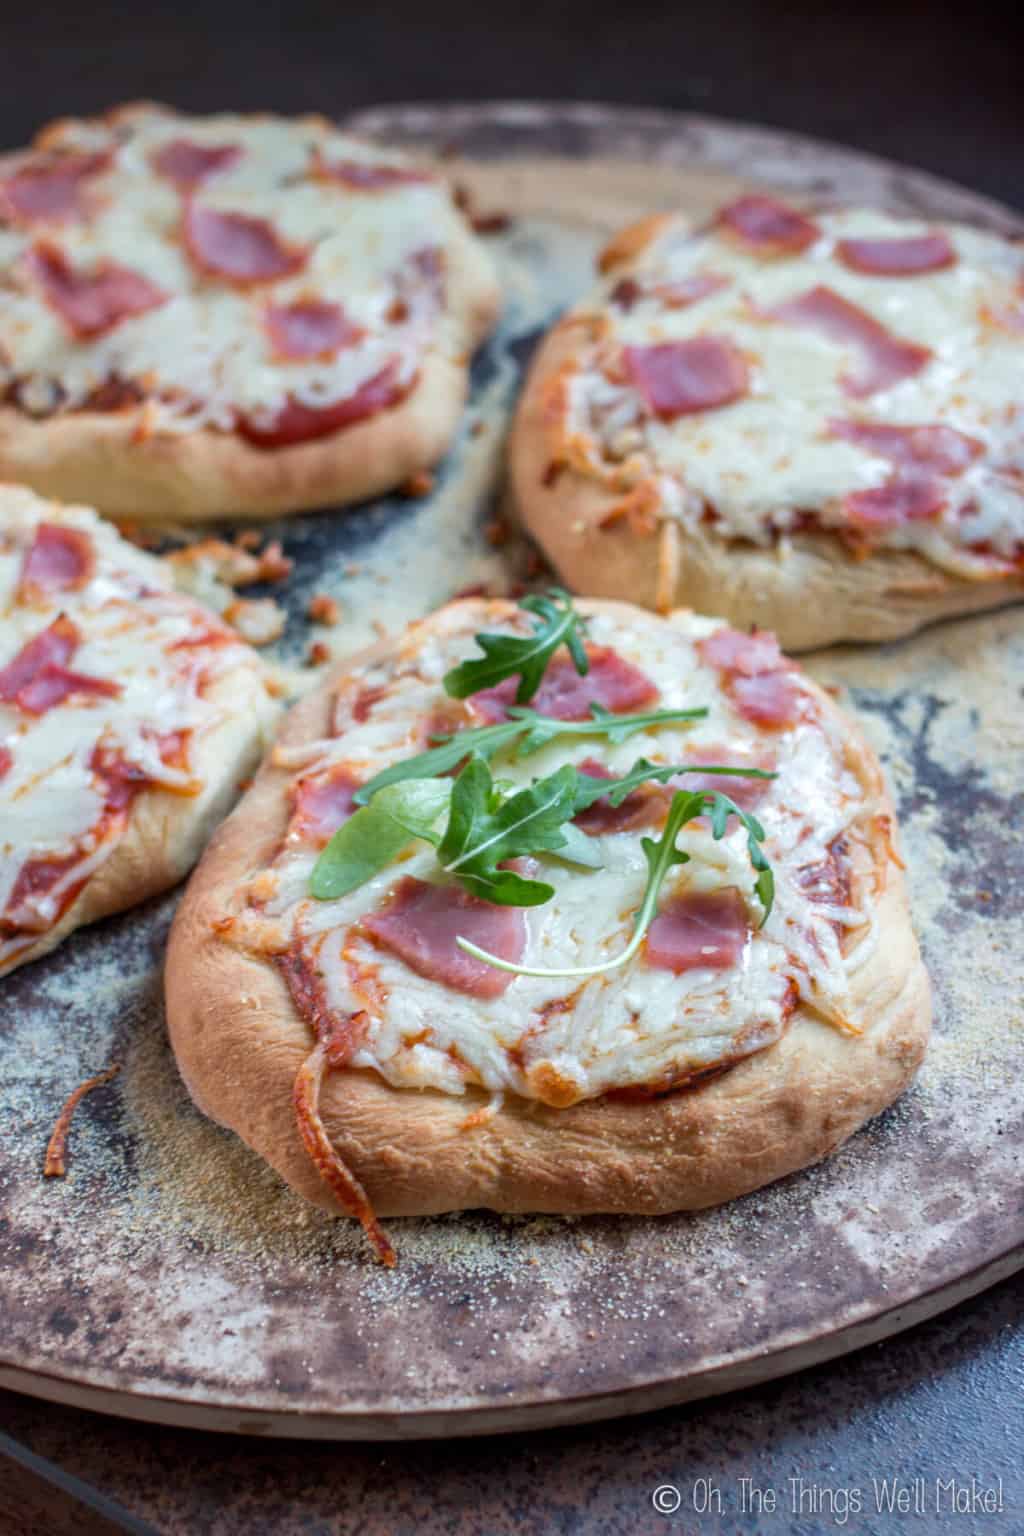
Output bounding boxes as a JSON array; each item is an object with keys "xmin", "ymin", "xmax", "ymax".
[{"xmin": 230, "ymin": 604, "xmax": 882, "ymax": 1106}]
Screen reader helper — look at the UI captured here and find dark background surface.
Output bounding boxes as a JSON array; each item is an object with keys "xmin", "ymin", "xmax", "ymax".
[
  {"xmin": 1, "ymin": 1, "xmax": 1022, "ymax": 210},
  {"xmin": 2, "ymin": 2, "xmax": 1023, "ymax": 1532}
]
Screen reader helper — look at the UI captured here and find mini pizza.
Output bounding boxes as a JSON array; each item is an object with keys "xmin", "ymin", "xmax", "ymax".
[
  {"xmin": 0, "ymin": 485, "xmax": 279, "ymax": 975},
  {"xmin": 166, "ymin": 593, "xmax": 930, "ymax": 1264},
  {"xmin": 0, "ymin": 104, "xmax": 500, "ymax": 521},
  {"xmin": 509, "ymin": 196, "xmax": 1024, "ymax": 649}
]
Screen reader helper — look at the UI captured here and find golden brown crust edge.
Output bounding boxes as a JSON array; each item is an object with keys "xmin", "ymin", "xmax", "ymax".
[
  {"xmin": 508, "ymin": 323, "xmax": 1024, "ymax": 652},
  {"xmin": 2, "ymin": 662, "xmax": 277, "ymax": 975},
  {"xmin": 0, "ymin": 169, "xmax": 501, "ymax": 523},
  {"xmin": 165, "ymin": 598, "xmax": 931, "ymax": 1223}
]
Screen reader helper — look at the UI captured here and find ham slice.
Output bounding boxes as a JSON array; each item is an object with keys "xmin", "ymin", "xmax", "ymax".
[
  {"xmin": 471, "ymin": 646, "xmax": 659, "ymax": 724},
  {"xmin": 25, "ymin": 243, "xmax": 167, "ymax": 339},
  {"xmin": 264, "ymin": 300, "xmax": 363, "ymax": 360},
  {"xmin": 672, "ymin": 745, "xmax": 774, "ymax": 810},
  {"xmin": 698, "ymin": 626, "xmax": 804, "ymax": 730},
  {"xmin": 645, "ymin": 886, "xmax": 749, "ymax": 974},
  {"xmin": 837, "ymin": 232, "xmax": 956, "ymax": 276},
  {"xmin": 572, "ymin": 758, "xmax": 665, "ymax": 835},
  {"xmin": 766, "ymin": 285, "xmax": 931, "ymax": 397},
  {"xmin": 183, "ymin": 204, "xmax": 307, "ymax": 285},
  {"xmin": 18, "ymin": 522, "xmax": 94, "ymax": 600},
  {"xmin": 151, "ymin": 139, "xmax": 242, "ymax": 188},
  {"xmin": 0, "ymin": 745, "xmax": 11, "ymax": 781},
  {"xmin": 4, "ymin": 850, "xmax": 83, "ymax": 927},
  {"xmin": 698, "ymin": 627, "xmax": 784, "ymax": 677},
  {"xmin": 0, "ymin": 615, "xmax": 119, "ymax": 715},
  {"xmin": 623, "ymin": 338, "xmax": 749, "ymax": 418},
  {"xmin": 90, "ymin": 742, "xmax": 152, "ymax": 812},
  {"xmin": 843, "ymin": 474, "xmax": 946, "ymax": 528},
  {"xmin": 315, "ymin": 157, "xmax": 432, "ymax": 190},
  {"xmin": 828, "ymin": 419, "xmax": 982, "ymax": 475},
  {"xmin": 719, "ymin": 195, "xmax": 819, "ymax": 255},
  {"xmin": 237, "ymin": 360, "xmax": 408, "ymax": 448},
  {"xmin": 727, "ymin": 672, "xmax": 803, "ymax": 729},
  {"xmin": 289, "ymin": 766, "xmax": 360, "ymax": 847},
  {"xmin": 363, "ymin": 876, "xmax": 526, "ymax": 999},
  {"xmin": 0, "ymin": 151, "xmax": 109, "ymax": 223}
]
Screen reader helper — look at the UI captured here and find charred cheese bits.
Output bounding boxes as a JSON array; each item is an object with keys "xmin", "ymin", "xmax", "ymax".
[
  {"xmin": 0, "ymin": 105, "xmax": 500, "ymax": 521},
  {"xmin": 166, "ymin": 598, "xmax": 930, "ymax": 1264},
  {"xmin": 510, "ymin": 196, "xmax": 1024, "ymax": 649},
  {"xmin": 0, "ymin": 485, "xmax": 278, "ymax": 974}
]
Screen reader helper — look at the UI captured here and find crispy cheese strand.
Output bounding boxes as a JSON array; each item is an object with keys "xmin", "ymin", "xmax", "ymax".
[
  {"xmin": 44, "ymin": 1064, "xmax": 121, "ymax": 1177},
  {"xmin": 293, "ymin": 1042, "xmax": 396, "ymax": 1268}
]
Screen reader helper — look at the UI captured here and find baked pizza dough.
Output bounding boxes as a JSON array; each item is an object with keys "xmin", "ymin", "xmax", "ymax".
[
  {"xmin": 0, "ymin": 104, "xmax": 500, "ymax": 521},
  {"xmin": 0, "ymin": 485, "xmax": 279, "ymax": 974},
  {"xmin": 509, "ymin": 197, "xmax": 1024, "ymax": 649},
  {"xmin": 166, "ymin": 597, "xmax": 930, "ymax": 1262}
]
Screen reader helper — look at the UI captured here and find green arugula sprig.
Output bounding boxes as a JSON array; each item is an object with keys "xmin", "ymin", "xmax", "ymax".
[
  {"xmin": 309, "ymin": 779, "xmax": 451, "ymax": 900},
  {"xmin": 312, "ymin": 754, "xmax": 775, "ymax": 918},
  {"xmin": 351, "ymin": 703, "xmax": 710, "ymax": 806},
  {"xmin": 456, "ymin": 786, "xmax": 774, "ymax": 980},
  {"xmin": 443, "ymin": 589, "xmax": 589, "ymax": 703}
]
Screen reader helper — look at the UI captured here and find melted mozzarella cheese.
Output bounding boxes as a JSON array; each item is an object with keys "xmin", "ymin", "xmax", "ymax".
[
  {"xmin": 234, "ymin": 604, "xmax": 879, "ymax": 1104},
  {"xmin": 0, "ymin": 492, "xmax": 276, "ymax": 957},
  {"xmin": 0, "ymin": 107, "xmax": 478, "ymax": 432},
  {"xmin": 567, "ymin": 207, "xmax": 1024, "ymax": 576}
]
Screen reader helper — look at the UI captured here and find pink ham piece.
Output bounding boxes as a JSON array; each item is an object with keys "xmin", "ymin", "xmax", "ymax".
[
  {"xmin": 727, "ymin": 673, "xmax": 803, "ymax": 730},
  {"xmin": 718, "ymin": 195, "xmax": 819, "ymax": 256},
  {"xmin": 0, "ymin": 615, "xmax": 119, "ymax": 715},
  {"xmin": 363, "ymin": 876, "xmax": 526, "ymax": 999},
  {"xmin": 0, "ymin": 746, "xmax": 11, "ymax": 781},
  {"xmin": 151, "ymin": 139, "xmax": 242, "ymax": 188},
  {"xmin": 183, "ymin": 204, "xmax": 307, "ymax": 285},
  {"xmin": 828, "ymin": 419, "xmax": 983, "ymax": 476},
  {"xmin": 842, "ymin": 475, "xmax": 946, "ymax": 528},
  {"xmin": 18, "ymin": 522, "xmax": 94, "ymax": 600},
  {"xmin": 25, "ymin": 243, "xmax": 168, "ymax": 339},
  {"xmin": 646, "ymin": 886, "xmax": 749, "ymax": 974},
  {"xmin": 698, "ymin": 627, "xmax": 784, "ymax": 677},
  {"xmin": 237, "ymin": 360, "xmax": 408, "ymax": 448},
  {"xmin": 288, "ymin": 766, "xmax": 360, "ymax": 847},
  {"xmin": 672, "ymin": 746, "xmax": 774, "ymax": 811},
  {"xmin": 766, "ymin": 285, "xmax": 931, "ymax": 397},
  {"xmin": 315, "ymin": 157, "xmax": 433, "ymax": 190},
  {"xmin": 698, "ymin": 626, "xmax": 804, "ymax": 730},
  {"xmin": 0, "ymin": 151, "xmax": 110, "ymax": 223},
  {"xmin": 471, "ymin": 646, "xmax": 660, "ymax": 724},
  {"xmin": 264, "ymin": 300, "xmax": 363, "ymax": 361},
  {"xmin": 623, "ymin": 338, "xmax": 749, "ymax": 418},
  {"xmin": 573, "ymin": 758, "xmax": 665, "ymax": 836},
  {"xmin": 837, "ymin": 232, "xmax": 956, "ymax": 277}
]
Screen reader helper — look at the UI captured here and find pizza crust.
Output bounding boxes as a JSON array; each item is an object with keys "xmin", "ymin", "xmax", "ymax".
[
  {"xmin": 509, "ymin": 322, "xmax": 1024, "ymax": 652},
  {"xmin": 165, "ymin": 600, "xmax": 930, "ymax": 1227},
  {"xmin": 6, "ymin": 660, "xmax": 277, "ymax": 973},
  {"xmin": 0, "ymin": 106, "xmax": 501, "ymax": 523}
]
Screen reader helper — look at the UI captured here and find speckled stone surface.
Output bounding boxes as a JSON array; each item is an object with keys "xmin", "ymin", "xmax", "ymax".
[{"xmin": 2, "ymin": 1271, "xmax": 1022, "ymax": 1533}]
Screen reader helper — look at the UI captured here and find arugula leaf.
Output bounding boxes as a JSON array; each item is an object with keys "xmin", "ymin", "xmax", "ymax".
[
  {"xmin": 442, "ymin": 589, "xmax": 588, "ymax": 703},
  {"xmin": 352, "ymin": 703, "xmax": 710, "ymax": 805},
  {"xmin": 310, "ymin": 779, "xmax": 451, "ymax": 900},
  {"xmin": 571, "ymin": 757, "xmax": 775, "ymax": 815},
  {"xmin": 507, "ymin": 702, "xmax": 709, "ymax": 757},
  {"xmin": 436, "ymin": 755, "xmax": 580, "ymax": 906},
  {"xmin": 455, "ymin": 787, "xmax": 774, "ymax": 978}
]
